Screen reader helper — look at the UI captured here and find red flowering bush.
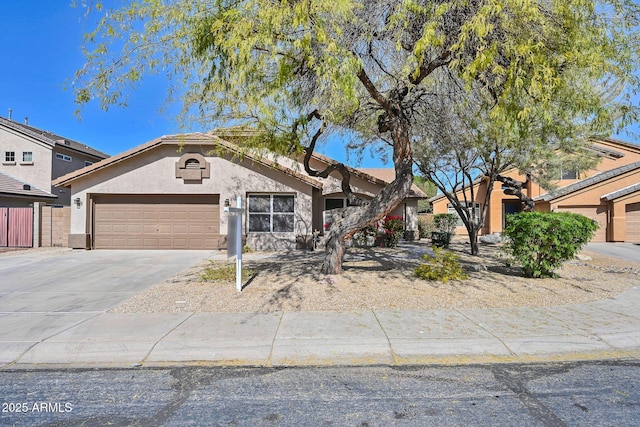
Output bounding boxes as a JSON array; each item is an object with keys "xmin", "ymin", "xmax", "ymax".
[{"xmin": 381, "ymin": 215, "xmax": 404, "ymax": 248}]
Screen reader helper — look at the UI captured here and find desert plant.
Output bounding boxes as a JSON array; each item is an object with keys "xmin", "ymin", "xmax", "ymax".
[
  {"xmin": 501, "ymin": 212, "xmax": 599, "ymax": 278},
  {"xmin": 414, "ymin": 246, "xmax": 468, "ymax": 283}
]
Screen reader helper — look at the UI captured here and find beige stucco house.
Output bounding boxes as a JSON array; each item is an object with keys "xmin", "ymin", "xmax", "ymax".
[
  {"xmin": 53, "ymin": 132, "xmax": 425, "ymax": 251},
  {"xmin": 0, "ymin": 116, "xmax": 109, "ymax": 207},
  {"xmin": 431, "ymin": 138, "xmax": 640, "ymax": 243}
]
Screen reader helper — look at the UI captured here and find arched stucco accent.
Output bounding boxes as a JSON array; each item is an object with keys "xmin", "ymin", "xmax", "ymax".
[{"xmin": 175, "ymin": 152, "xmax": 211, "ymax": 181}]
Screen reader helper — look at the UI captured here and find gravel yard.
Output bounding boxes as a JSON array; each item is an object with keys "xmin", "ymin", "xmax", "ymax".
[{"xmin": 110, "ymin": 240, "xmax": 640, "ymax": 313}]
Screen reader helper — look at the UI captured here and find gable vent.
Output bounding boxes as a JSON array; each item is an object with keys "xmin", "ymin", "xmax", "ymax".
[{"xmin": 185, "ymin": 159, "xmax": 201, "ymax": 169}]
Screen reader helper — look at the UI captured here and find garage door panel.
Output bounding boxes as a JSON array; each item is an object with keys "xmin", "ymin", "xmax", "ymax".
[
  {"xmin": 626, "ymin": 203, "xmax": 640, "ymax": 243},
  {"xmin": 94, "ymin": 195, "xmax": 220, "ymax": 249},
  {"xmin": 557, "ymin": 205, "xmax": 607, "ymax": 242}
]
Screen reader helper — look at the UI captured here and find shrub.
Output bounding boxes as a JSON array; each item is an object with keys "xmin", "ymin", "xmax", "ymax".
[
  {"xmin": 430, "ymin": 213, "xmax": 458, "ymax": 247},
  {"xmin": 414, "ymin": 246, "xmax": 468, "ymax": 283},
  {"xmin": 353, "ymin": 224, "xmax": 378, "ymax": 247},
  {"xmin": 382, "ymin": 215, "xmax": 404, "ymax": 248},
  {"xmin": 418, "ymin": 216, "xmax": 435, "ymax": 239},
  {"xmin": 501, "ymin": 211, "xmax": 599, "ymax": 278},
  {"xmin": 433, "ymin": 213, "xmax": 458, "ymax": 234}
]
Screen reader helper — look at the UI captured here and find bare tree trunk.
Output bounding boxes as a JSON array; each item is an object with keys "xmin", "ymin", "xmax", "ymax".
[
  {"xmin": 496, "ymin": 174, "xmax": 534, "ymax": 211},
  {"xmin": 468, "ymin": 227, "xmax": 479, "ymax": 255},
  {"xmin": 320, "ymin": 122, "xmax": 414, "ymax": 274}
]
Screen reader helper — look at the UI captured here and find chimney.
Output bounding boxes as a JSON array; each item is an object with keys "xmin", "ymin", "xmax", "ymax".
[
  {"xmin": 25, "ymin": 117, "xmax": 29, "ymax": 125},
  {"xmin": 8, "ymin": 108, "xmax": 12, "ymax": 120}
]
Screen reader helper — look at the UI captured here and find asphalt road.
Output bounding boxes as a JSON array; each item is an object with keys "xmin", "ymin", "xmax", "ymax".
[
  {"xmin": 1, "ymin": 361, "xmax": 639, "ymax": 426},
  {"xmin": 0, "ymin": 249, "xmax": 214, "ymax": 313}
]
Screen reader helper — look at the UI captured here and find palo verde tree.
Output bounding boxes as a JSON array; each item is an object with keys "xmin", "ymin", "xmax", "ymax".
[{"xmin": 73, "ymin": 0, "xmax": 640, "ymax": 273}]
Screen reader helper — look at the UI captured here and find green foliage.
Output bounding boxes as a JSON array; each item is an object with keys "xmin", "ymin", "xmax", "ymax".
[
  {"xmin": 502, "ymin": 212, "xmax": 599, "ymax": 278},
  {"xmin": 414, "ymin": 246, "xmax": 468, "ymax": 283},
  {"xmin": 353, "ymin": 224, "xmax": 377, "ymax": 247},
  {"xmin": 430, "ymin": 213, "xmax": 458, "ymax": 248},
  {"xmin": 414, "ymin": 176, "xmax": 438, "ymax": 213},
  {"xmin": 201, "ymin": 262, "xmax": 255, "ymax": 283},
  {"xmin": 433, "ymin": 213, "xmax": 458, "ymax": 234},
  {"xmin": 73, "ymin": 0, "xmax": 640, "ymax": 151},
  {"xmin": 381, "ymin": 215, "xmax": 404, "ymax": 248},
  {"xmin": 418, "ymin": 216, "xmax": 435, "ymax": 239}
]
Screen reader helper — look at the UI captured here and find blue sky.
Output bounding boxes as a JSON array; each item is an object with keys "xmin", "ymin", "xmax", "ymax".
[
  {"xmin": 0, "ymin": 1, "xmax": 388, "ymax": 166},
  {"xmin": 1, "ymin": 2, "xmax": 638, "ymax": 165}
]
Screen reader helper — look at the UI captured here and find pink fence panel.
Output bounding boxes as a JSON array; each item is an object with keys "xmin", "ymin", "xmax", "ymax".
[
  {"xmin": 0, "ymin": 208, "xmax": 7, "ymax": 247},
  {"xmin": 1, "ymin": 207, "xmax": 33, "ymax": 247}
]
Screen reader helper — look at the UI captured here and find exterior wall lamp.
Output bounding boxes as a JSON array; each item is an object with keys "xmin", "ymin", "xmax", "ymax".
[{"xmin": 74, "ymin": 197, "xmax": 82, "ymax": 207}]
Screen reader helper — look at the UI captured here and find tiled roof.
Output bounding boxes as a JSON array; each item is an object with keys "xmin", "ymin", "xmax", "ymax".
[
  {"xmin": 0, "ymin": 172, "xmax": 56, "ymax": 199},
  {"xmin": 53, "ymin": 133, "xmax": 325, "ymax": 189},
  {"xmin": 356, "ymin": 168, "xmax": 428, "ymax": 198},
  {"xmin": 601, "ymin": 183, "xmax": 640, "ymax": 201},
  {"xmin": 0, "ymin": 116, "xmax": 109, "ymax": 159},
  {"xmin": 535, "ymin": 161, "xmax": 640, "ymax": 202}
]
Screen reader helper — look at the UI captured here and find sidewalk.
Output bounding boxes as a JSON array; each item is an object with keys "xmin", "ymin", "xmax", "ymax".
[{"xmin": 2, "ymin": 285, "xmax": 639, "ymax": 369}]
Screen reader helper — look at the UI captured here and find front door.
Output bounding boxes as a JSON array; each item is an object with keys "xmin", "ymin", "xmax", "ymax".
[{"xmin": 502, "ymin": 200, "xmax": 521, "ymax": 230}]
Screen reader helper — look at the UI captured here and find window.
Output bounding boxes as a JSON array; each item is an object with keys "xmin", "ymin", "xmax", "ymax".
[
  {"xmin": 84, "ymin": 160, "xmax": 93, "ymax": 167},
  {"xmin": 4, "ymin": 151, "xmax": 15, "ymax": 163},
  {"xmin": 248, "ymin": 194, "xmax": 295, "ymax": 233},
  {"xmin": 560, "ymin": 167, "xmax": 578, "ymax": 180},
  {"xmin": 447, "ymin": 202, "xmax": 481, "ymax": 227},
  {"xmin": 55, "ymin": 153, "xmax": 72, "ymax": 162},
  {"xmin": 22, "ymin": 151, "xmax": 33, "ymax": 163},
  {"xmin": 325, "ymin": 198, "xmax": 345, "ymax": 210}
]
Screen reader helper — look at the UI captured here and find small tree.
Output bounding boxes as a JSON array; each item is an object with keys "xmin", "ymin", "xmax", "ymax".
[{"xmin": 502, "ymin": 212, "xmax": 599, "ymax": 278}]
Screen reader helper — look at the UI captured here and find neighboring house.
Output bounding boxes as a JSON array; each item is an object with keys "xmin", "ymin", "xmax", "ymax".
[
  {"xmin": 431, "ymin": 138, "xmax": 640, "ymax": 243},
  {"xmin": 0, "ymin": 116, "xmax": 109, "ymax": 248},
  {"xmin": 0, "ymin": 116, "xmax": 109, "ymax": 207},
  {"xmin": 52, "ymin": 132, "xmax": 426, "ymax": 251}
]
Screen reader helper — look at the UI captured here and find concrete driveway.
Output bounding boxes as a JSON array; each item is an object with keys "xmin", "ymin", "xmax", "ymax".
[
  {"xmin": 585, "ymin": 242, "xmax": 640, "ymax": 263},
  {"xmin": 0, "ymin": 249, "xmax": 217, "ymax": 365},
  {"xmin": 0, "ymin": 249, "xmax": 216, "ymax": 313}
]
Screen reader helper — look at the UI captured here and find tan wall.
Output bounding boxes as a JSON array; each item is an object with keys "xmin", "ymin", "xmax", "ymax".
[
  {"xmin": 68, "ymin": 145, "xmax": 315, "ymax": 250},
  {"xmin": 51, "ymin": 147, "xmax": 105, "ymax": 206},
  {"xmin": 432, "ymin": 140, "xmax": 640, "ymax": 236},
  {"xmin": 609, "ymin": 193, "xmax": 640, "ymax": 242},
  {"xmin": 0, "ymin": 127, "xmax": 54, "ymax": 195},
  {"xmin": 549, "ymin": 172, "xmax": 640, "ymax": 208},
  {"xmin": 40, "ymin": 205, "xmax": 70, "ymax": 247}
]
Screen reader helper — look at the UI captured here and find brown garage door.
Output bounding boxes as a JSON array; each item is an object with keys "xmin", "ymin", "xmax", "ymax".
[
  {"xmin": 557, "ymin": 205, "xmax": 607, "ymax": 242},
  {"xmin": 93, "ymin": 195, "xmax": 220, "ymax": 249},
  {"xmin": 626, "ymin": 203, "xmax": 640, "ymax": 243}
]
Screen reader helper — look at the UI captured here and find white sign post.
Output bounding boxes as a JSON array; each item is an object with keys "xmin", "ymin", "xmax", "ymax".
[{"xmin": 225, "ymin": 196, "xmax": 244, "ymax": 292}]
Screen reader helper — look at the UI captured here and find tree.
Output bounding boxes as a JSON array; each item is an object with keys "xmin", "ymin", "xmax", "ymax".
[
  {"xmin": 414, "ymin": 176, "xmax": 437, "ymax": 213},
  {"xmin": 74, "ymin": 0, "xmax": 640, "ymax": 273},
  {"xmin": 413, "ymin": 70, "xmax": 627, "ymax": 255}
]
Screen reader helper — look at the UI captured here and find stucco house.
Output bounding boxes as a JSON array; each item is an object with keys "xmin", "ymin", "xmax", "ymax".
[
  {"xmin": 0, "ymin": 115, "xmax": 109, "ymax": 207},
  {"xmin": 53, "ymin": 132, "xmax": 426, "ymax": 250},
  {"xmin": 431, "ymin": 138, "xmax": 640, "ymax": 243},
  {"xmin": 1, "ymin": 116, "xmax": 109, "ymax": 248}
]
